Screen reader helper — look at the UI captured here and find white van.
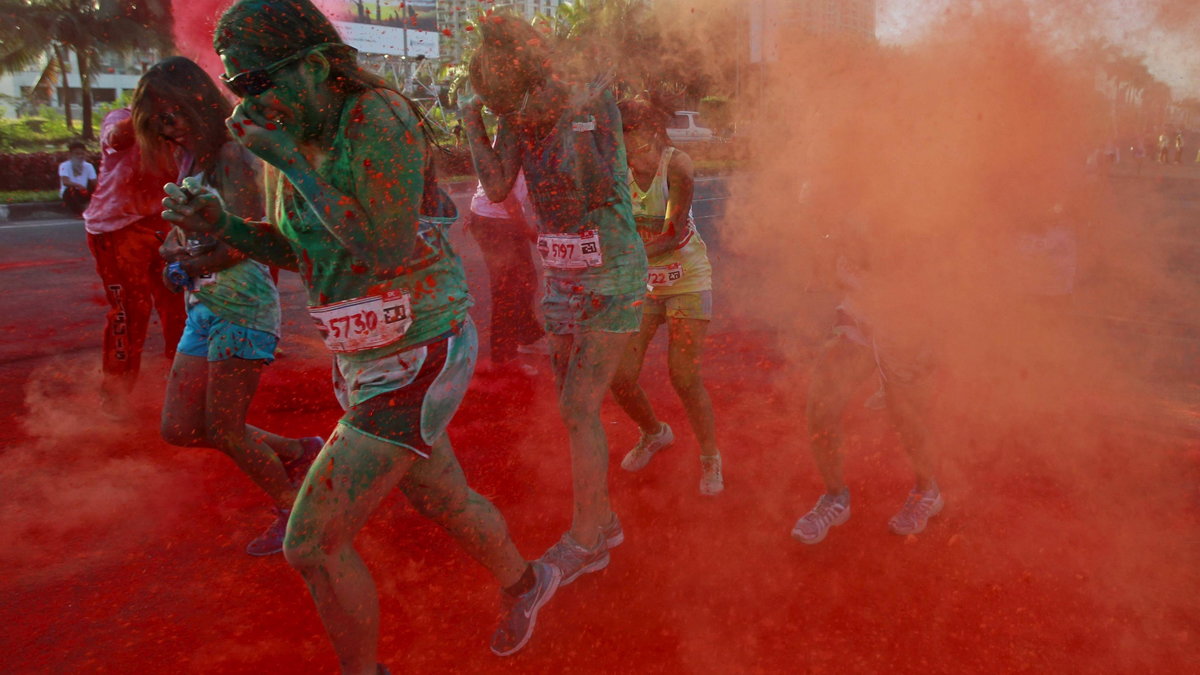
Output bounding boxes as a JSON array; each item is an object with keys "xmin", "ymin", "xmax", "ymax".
[{"xmin": 665, "ymin": 111, "xmax": 714, "ymax": 143}]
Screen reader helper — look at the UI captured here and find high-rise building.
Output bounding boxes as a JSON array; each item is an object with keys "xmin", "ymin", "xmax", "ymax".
[
  {"xmin": 750, "ymin": 0, "xmax": 876, "ymax": 63},
  {"xmin": 787, "ymin": 0, "xmax": 875, "ymax": 42}
]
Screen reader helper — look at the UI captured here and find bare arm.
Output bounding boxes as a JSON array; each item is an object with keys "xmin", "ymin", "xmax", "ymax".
[
  {"xmin": 572, "ymin": 90, "xmax": 621, "ymax": 210},
  {"xmin": 228, "ymin": 91, "xmax": 424, "ymax": 275},
  {"xmin": 463, "ymin": 97, "xmax": 520, "ymax": 203},
  {"xmin": 643, "ymin": 149, "xmax": 696, "ymax": 259}
]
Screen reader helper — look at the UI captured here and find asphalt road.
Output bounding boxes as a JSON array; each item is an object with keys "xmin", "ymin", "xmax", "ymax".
[
  {"xmin": 2, "ymin": 172, "xmax": 1197, "ymax": 435},
  {"xmin": 0, "ymin": 177, "xmax": 732, "ymax": 367}
]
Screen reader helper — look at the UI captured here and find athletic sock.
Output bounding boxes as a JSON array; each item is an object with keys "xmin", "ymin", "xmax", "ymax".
[{"xmin": 503, "ymin": 564, "xmax": 537, "ymax": 597}]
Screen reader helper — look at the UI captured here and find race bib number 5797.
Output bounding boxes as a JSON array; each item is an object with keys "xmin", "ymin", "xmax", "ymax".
[
  {"xmin": 310, "ymin": 290, "xmax": 413, "ymax": 353},
  {"xmin": 538, "ymin": 230, "xmax": 603, "ymax": 270}
]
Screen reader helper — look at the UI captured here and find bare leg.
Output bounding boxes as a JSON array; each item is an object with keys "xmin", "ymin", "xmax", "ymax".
[
  {"xmin": 609, "ymin": 312, "xmax": 665, "ymax": 434},
  {"xmin": 398, "ymin": 434, "xmax": 526, "ymax": 587},
  {"xmin": 806, "ymin": 336, "xmax": 878, "ymax": 494},
  {"xmin": 549, "ymin": 331, "xmax": 631, "ymax": 547},
  {"xmin": 284, "ymin": 423, "xmax": 420, "ymax": 675},
  {"xmin": 161, "ymin": 352, "xmax": 213, "ymax": 448},
  {"xmin": 665, "ymin": 317, "xmax": 717, "ymax": 457},
  {"xmin": 206, "ymin": 358, "xmax": 297, "ymax": 507},
  {"xmin": 883, "ymin": 374, "xmax": 937, "ymax": 491}
]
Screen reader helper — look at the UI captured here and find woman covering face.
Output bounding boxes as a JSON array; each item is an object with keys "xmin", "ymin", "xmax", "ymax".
[
  {"xmin": 163, "ymin": 1, "xmax": 561, "ymax": 670},
  {"xmin": 463, "ymin": 15, "xmax": 647, "ymax": 588}
]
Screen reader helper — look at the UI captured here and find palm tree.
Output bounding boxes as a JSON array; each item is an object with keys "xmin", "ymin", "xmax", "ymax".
[{"xmin": 0, "ymin": 0, "xmax": 172, "ymax": 141}]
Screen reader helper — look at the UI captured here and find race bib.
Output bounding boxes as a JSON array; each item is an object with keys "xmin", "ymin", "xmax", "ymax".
[
  {"xmin": 537, "ymin": 230, "xmax": 603, "ymax": 270},
  {"xmin": 309, "ymin": 290, "xmax": 413, "ymax": 353},
  {"xmin": 647, "ymin": 263, "xmax": 684, "ymax": 290}
]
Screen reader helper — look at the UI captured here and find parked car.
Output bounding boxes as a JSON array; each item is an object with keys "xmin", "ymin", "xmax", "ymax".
[{"xmin": 666, "ymin": 111, "xmax": 714, "ymax": 143}]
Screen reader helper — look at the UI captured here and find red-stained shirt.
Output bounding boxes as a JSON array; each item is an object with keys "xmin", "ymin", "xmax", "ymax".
[{"xmin": 83, "ymin": 109, "xmax": 174, "ymax": 235}]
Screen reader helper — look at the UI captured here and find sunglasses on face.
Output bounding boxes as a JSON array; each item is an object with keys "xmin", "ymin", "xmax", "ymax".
[{"xmin": 219, "ymin": 43, "xmax": 346, "ymax": 98}]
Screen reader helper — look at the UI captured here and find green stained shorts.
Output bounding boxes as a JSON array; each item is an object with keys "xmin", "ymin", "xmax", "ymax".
[
  {"xmin": 333, "ymin": 316, "xmax": 478, "ymax": 457},
  {"xmin": 542, "ymin": 275, "xmax": 644, "ymax": 335}
]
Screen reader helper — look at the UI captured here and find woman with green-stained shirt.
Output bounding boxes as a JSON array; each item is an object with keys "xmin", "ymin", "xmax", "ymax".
[{"xmin": 162, "ymin": 1, "xmax": 559, "ymax": 670}]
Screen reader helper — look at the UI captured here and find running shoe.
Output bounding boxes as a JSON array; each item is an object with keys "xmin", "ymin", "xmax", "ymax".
[
  {"xmin": 283, "ymin": 436, "xmax": 324, "ymax": 486},
  {"xmin": 699, "ymin": 454, "xmax": 724, "ymax": 496},
  {"xmin": 601, "ymin": 513, "xmax": 624, "ymax": 549},
  {"xmin": 539, "ymin": 532, "xmax": 609, "ymax": 586},
  {"xmin": 790, "ymin": 492, "xmax": 851, "ymax": 544},
  {"xmin": 888, "ymin": 484, "xmax": 944, "ymax": 535},
  {"xmin": 246, "ymin": 506, "xmax": 290, "ymax": 556},
  {"xmin": 621, "ymin": 422, "xmax": 675, "ymax": 472},
  {"xmin": 490, "ymin": 561, "xmax": 562, "ymax": 656}
]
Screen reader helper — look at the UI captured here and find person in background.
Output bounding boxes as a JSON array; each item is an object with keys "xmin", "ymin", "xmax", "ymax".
[
  {"xmin": 60, "ymin": 140, "xmax": 97, "ymax": 215},
  {"xmin": 609, "ymin": 99, "xmax": 724, "ymax": 496},
  {"xmin": 466, "ymin": 169, "xmax": 545, "ymax": 376},
  {"xmin": 83, "ymin": 109, "xmax": 187, "ymax": 418},
  {"xmin": 791, "ymin": 211, "xmax": 944, "ymax": 545}
]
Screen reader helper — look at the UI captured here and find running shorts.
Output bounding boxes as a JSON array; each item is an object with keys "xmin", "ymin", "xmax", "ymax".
[
  {"xmin": 643, "ymin": 290, "xmax": 713, "ymax": 321},
  {"xmin": 542, "ymin": 276, "xmax": 644, "ymax": 335},
  {"xmin": 177, "ymin": 301, "xmax": 278, "ymax": 363},
  {"xmin": 832, "ymin": 304, "xmax": 934, "ymax": 387},
  {"xmin": 333, "ymin": 317, "xmax": 477, "ymax": 457}
]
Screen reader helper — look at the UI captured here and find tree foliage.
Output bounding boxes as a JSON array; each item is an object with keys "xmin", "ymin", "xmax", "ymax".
[{"xmin": 0, "ymin": 0, "xmax": 173, "ymax": 140}]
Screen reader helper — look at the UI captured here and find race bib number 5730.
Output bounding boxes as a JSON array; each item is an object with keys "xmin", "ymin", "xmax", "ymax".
[
  {"xmin": 310, "ymin": 290, "xmax": 413, "ymax": 353},
  {"xmin": 537, "ymin": 230, "xmax": 603, "ymax": 270}
]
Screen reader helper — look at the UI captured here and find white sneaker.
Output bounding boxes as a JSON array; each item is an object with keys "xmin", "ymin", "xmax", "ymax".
[
  {"xmin": 699, "ymin": 454, "xmax": 724, "ymax": 495},
  {"xmin": 790, "ymin": 492, "xmax": 851, "ymax": 544},
  {"xmin": 621, "ymin": 422, "xmax": 674, "ymax": 472},
  {"xmin": 888, "ymin": 484, "xmax": 944, "ymax": 535}
]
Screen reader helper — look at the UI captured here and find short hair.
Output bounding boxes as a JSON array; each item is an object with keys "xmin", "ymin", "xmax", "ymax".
[{"xmin": 67, "ymin": 141, "xmax": 86, "ymax": 152}]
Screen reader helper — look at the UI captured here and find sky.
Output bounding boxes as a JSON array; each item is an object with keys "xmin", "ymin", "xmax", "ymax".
[{"xmin": 876, "ymin": 0, "xmax": 1200, "ymax": 100}]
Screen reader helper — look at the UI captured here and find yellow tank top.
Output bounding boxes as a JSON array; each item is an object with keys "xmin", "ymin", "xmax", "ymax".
[{"xmin": 629, "ymin": 147, "xmax": 712, "ymax": 296}]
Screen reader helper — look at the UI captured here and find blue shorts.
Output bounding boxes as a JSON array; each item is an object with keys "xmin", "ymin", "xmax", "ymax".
[{"xmin": 177, "ymin": 302, "xmax": 278, "ymax": 363}]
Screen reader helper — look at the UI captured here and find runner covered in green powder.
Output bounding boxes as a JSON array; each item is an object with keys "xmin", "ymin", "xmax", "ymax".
[
  {"xmin": 162, "ymin": 1, "xmax": 558, "ymax": 670},
  {"xmin": 463, "ymin": 14, "xmax": 647, "ymax": 586}
]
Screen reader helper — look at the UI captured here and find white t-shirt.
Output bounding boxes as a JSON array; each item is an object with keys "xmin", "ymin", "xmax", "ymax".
[
  {"xmin": 469, "ymin": 170, "xmax": 529, "ymax": 220},
  {"xmin": 59, "ymin": 159, "xmax": 97, "ymax": 197}
]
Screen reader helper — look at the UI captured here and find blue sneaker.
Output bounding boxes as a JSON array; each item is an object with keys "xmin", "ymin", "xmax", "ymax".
[
  {"xmin": 245, "ymin": 507, "xmax": 290, "ymax": 556},
  {"xmin": 491, "ymin": 561, "xmax": 562, "ymax": 656}
]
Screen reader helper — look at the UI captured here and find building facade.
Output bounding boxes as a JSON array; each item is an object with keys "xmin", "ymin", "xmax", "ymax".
[{"xmin": 751, "ymin": 0, "xmax": 876, "ymax": 63}]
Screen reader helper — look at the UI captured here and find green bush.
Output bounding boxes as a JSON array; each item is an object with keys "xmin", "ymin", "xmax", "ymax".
[
  {"xmin": 0, "ymin": 189, "xmax": 59, "ymax": 204},
  {"xmin": 0, "ymin": 114, "xmax": 83, "ymax": 153}
]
